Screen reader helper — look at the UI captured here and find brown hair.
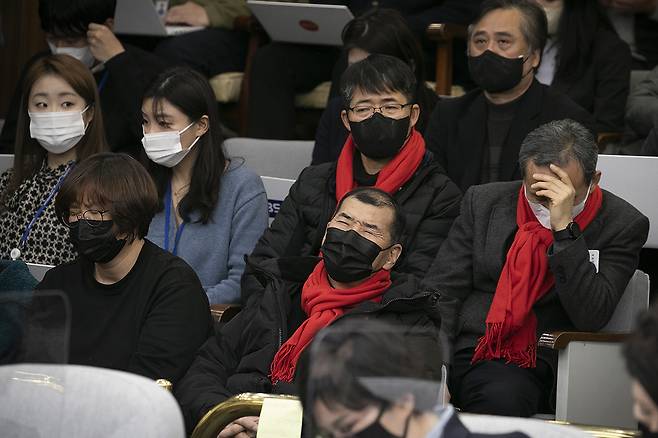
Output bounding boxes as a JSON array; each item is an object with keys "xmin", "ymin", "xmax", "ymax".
[
  {"xmin": 55, "ymin": 153, "xmax": 158, "ymax": 241},
  {"xmin": 4, "ymin": 54, "xmax": 108, "ymax": 203}
]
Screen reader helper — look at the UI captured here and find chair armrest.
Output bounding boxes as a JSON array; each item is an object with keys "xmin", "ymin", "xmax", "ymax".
[
  {"xmin": 538, "ymin": 331, "xmax": 629, "ymax": 350},
  {"xmin": 210, "ymin": 304, "xmax": 242, "ymax": 324},
  {"xmin": 426, "ymin": 23, "xmax": 468, "ymax": 42}
]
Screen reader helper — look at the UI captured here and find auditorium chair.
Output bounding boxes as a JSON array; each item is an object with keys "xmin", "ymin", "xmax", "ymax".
[
  {"xmin": 538, "ymin": 270, "xmax": 649, "ymax": 429},
  {"xmin": 0, "ymin": 363, "xmax": 186, "ymax": 437},
  {"xmin": 190, "ymin": 393, "xmax": 636, "ymax": 438}
]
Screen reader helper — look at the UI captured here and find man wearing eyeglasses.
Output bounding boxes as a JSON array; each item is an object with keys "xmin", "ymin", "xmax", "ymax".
[{"xmin": 241, "ymin": 54, "xmax": 462, "ymax": 302}]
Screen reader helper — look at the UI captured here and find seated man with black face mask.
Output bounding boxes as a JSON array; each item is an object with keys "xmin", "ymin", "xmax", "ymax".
[
  {"xmin": 241, "ymin": 54, "xmax": 462, "ymax": 302},
  {"xmin": 174, "ymin": 187, "xmax": 442, "ymax": 435},
  {"xmin": 424, "ymin": 0, "xmax": 597, "ymax": 193}
]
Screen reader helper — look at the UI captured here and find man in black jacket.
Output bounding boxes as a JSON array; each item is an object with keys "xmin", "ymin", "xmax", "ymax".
[
  {"xmin": 0, "ymin": 0, "xmax": 168, "ymax": 157},
  {"xmin": 424, "ymin": 0, "xmax": 596, "ymax": 192},
  {"xmin": 422, "ymin": 119, "xmax": 649, "ymax": 418},
  {"xmin": 175, "ymin": 187, "xmax": 442, "ymax": 435},
  {"xmin": 242, "ymin": 54, "xmax": 462, "ymax": 302}
]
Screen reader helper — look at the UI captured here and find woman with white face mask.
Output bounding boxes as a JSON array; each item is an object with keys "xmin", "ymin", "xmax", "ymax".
[
  {"xmin": 0, "ymin": 54, "xmax": 108, "ymax": 265},
  {"xmin": 533, "ymin": 0, "xmax": 631, "ymax": 134},
  {"xmin": 141, "ymin": 67, "xmax": 268, "ymax": 305}
]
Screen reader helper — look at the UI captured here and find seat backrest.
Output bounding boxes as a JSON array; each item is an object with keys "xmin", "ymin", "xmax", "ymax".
[
  {"xmin": 0, "ymin": 154, "xmax": 14, "ymax": 174},
  {"xmin": 0, "ymin": 363, "xmax": 185, "ymax": 438},
  {"xmin": 601, "ymin": 270, "xmax": 650, "ymax": 333},
  {"xmin": 261, "ymin": 176, "xmax": 295, "ymax": 224},
  {"xmin": 224, "ymin": 138, "xmax": 313, "ymax": 179},
  {"xmin": 597, "ymin": 154, "xmax": 658, "ymax": 248}
]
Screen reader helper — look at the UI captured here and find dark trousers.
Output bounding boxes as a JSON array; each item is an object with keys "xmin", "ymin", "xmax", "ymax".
[
  {"xmin": 450, "ymin": 348, "xmax": 553, "ymax": 417},
  {"xmin": 246, "ymin": 43, "xmax": 339, "ymax": 139},
  {"xmin": 154, "ymin": 28, "xmax": 248, "ymax": 77}
]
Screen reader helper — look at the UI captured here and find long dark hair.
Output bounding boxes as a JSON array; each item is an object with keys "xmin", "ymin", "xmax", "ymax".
[
  {"xmin": 554, "ymin": 0, "xmax": 616, "ymax": 81},
  {"xmin": 141, "ymin": 67, "xmax": 226, "ymax": 224},
  {"xmin": 2, "ymin": 54, "xmax": 107, "ymax": 208},
  {"xmin": 342, "ymin": 8, "xmax": 438, "ymax": 132}
]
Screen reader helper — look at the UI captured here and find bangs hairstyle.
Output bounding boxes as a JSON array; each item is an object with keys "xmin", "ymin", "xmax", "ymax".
[
  {"xmin": 341, "ymin": 8, "xmax": 437, "ymax": 132},
  {"xmin": 55, "ymin": 153, "xmax": 158, "ymax": 242},
  {"xmin": 39, "ymin": 0, "xmax": 116, "ymax": 37},
  {"xmin": 141, "ymin": 67, "xmax": 227, "ymax": 224},
  {"xmin": 340, "ymin": 54, "xmax": 417, "ymax": 109},
  {"xmin": 2, "ymin": 54, "xmax": 107, "ymax": 209}
]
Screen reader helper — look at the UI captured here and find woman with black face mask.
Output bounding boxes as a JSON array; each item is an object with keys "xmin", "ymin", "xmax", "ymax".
[{"xmin": 35, "ymin": 152, "xmax": 212, "ymax": 386}]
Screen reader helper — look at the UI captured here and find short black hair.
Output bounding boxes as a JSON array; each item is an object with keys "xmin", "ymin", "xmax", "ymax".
[
  {"xmin": 335, "ymin": 187, "xmax": 406, "ymax": 244},
  {"xmin": 340, "ymin": 54, "xmax": 417, "ymax": 110},
  {"xmin": 39, "ymin": 0, "xmax": 116, "ymax": 37},
  {"xmin": 55, "ymin": 153, "xmax": 158, "ymax": 242},
  {"xmin": 624, "ymin": 309, "xmax": 658, "ymax": 406},
  {"xmin": 471, "ymin": 0, "xmax": 547, "ymax": 55}
]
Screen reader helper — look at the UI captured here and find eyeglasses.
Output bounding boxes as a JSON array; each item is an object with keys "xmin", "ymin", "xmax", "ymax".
[
  {"xmin": 348, "ymin": 103, "xmax": 413, "ymax": 120},
  {"xmin": 61, "ymin": 209, "xmax": 110, "ymax": 228}
]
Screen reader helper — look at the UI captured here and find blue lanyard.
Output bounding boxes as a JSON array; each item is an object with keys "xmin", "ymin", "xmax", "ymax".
[
  {"xmin": 19, "ymin": 164, "xmax": 73, "ymax": 248},
  {"xmin": 97, "ymin": 71, "xmax": 109, "ymax": 93},
  {"xmin": 164, "ymin": 183, "xmax": 186, "ymax": 256}
]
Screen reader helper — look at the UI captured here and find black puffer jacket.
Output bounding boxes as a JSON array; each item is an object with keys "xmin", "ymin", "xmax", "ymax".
[
  {"xmin": 175, "ymin": 256, "xmax": 442, "ymax": 433},
  {"xmin": 241, "ymin": 151, "xmax": 462, "ymax": 302}
]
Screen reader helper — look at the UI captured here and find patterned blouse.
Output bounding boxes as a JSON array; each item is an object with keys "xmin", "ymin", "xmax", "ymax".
[{"xmin": 0, "ymin": 161, "xmax": 76, "ymax": 265}]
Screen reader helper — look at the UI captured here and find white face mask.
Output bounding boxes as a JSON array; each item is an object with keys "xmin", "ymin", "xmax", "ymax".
[
  {"xmin": 48, "ymin": 42, "xmax": 96, "ymax": 68},
  {"xmin": 141, "ymin": 122, "xmax": 200, "ymax": 168},
  {"xmin": 543, "ymin": 5, "xmax": 563, "ymax": 36},
  {"xmin": 524, "ymin": 183, "xmax": 592, "ymax": 229},
  {"xmin": 29, "ymin": 106, "xmax": 89, "ymax": 154}
]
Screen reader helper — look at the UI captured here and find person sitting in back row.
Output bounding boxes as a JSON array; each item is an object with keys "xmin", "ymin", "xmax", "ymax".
[
  {"xmin": 242, "ymin": 54, "xmax": 462, "ymax": 302},
  {"xmin": 424, "ymin": 0, "xmax": 596, "ymax": 193},
  {"xmin": 0, "ymin": 0, "xmax": 168, "ymax": 156},
  {"xmin": 423, "ymin": 119, "xmax": 648, "ymax": 418},
  {"xmin": 175, "ymin": 187, "xmax": 442, "ymax": 435},
  {"xmin": 37, "ymin": 153, "xmax": 212, "ymax": 385},
  {"xmin": 0, "ymin": 55, "xmax": 108, "ymax": 265}
]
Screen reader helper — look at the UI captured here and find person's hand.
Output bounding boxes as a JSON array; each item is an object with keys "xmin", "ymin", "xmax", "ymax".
[
  {"xmin": 87, "ymin": 23, "xmax": 125, "ymax": 63},
  {"xmin": 600, "ymin": 0, "xmax": 657, "ymax": 14},
  {"xmin": 531, "ymin": 164, "xmax": 577, "ymax": 231},
  {"xmin": 165, "ymin": 2, "xmax": 210, "ymax": 27},
  {"xmin": 217, "ymin": 416, "xmax": 259, "ymax": 438}
]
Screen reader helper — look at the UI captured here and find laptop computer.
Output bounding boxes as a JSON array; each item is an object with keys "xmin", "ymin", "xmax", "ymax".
[
  {"xmin": 597, "ymin": 154, "xmax": 658, "ymax": 248},
  {"xmin": 26, "ymin": 263, "xmax": 54, "ymax": 282},
  {"xmin": 261, "ymin": 176, "xmax": 295, "ymax": 224},
  {"xmin": 0, "ymin": 154, "xmax": 13, "ymax": 174},
  {"xmin": 114, "ymin": 0, "xmax": 204, "ymax": 37},
  {"xmin": 247, "ymin": 1, "xmax": 353, "ymax": 46}
]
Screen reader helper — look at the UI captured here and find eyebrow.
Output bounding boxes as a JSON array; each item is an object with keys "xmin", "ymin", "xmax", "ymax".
[{"xmin": 32, "ymin": 92, "xmax": 78, "ymax": 98}]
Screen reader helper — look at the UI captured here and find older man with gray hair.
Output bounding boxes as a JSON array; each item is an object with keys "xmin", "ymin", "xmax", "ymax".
[{"xmin": 422, "ymin": 119, "xmax": 649, "ymax": 418}]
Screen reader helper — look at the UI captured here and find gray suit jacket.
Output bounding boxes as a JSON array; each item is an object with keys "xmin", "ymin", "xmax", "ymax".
[{"xmin": 423, "ymin": 181, "xmax": 649, "ymax": 357}]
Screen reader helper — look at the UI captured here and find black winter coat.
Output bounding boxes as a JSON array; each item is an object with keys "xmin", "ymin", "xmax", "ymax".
[{"xmin": 175, "ymin": 256, "xmax": 442, "ymax": 433}]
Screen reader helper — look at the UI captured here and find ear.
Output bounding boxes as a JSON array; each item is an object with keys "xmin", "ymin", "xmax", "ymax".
[
  {"xmin": 195, "ymin": 115, "xmax": 209, "ymax": 137},
  {"xmin": 83, "ymin": 104, "xmax": 95, "ymax": 125},
  {"xmin": 104, "ymin": 18, "xmax": 115, "ymax": 30},
  {"xmin": 591, "ymin": 170, "xmax": 602, "ymax": 187},
  {"xmin": 341, "ymin": 109, "xmax": 351, "ymax": 132},
  {"xmin": 382, "ymin": 244, "xmax": 402, "ymax": 271},
  {"xmin": 409, "ymin": 104, "xmax": 420, "ymax": 130},
  {"xmin": 530, "ymin": 48, "xmax": 541, "ymax": 69}
]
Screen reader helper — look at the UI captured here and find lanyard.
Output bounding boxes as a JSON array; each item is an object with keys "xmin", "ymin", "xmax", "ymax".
[
  {"xmin": 164, "ymin": 183, "xmax": 186, "ymax": 256},
  {"xmin": 18, "ymin": 164, "xmax": 73, "ymax": 250},
  {"xmin": 97, "ymin": 70, "xmax": 109, "ymax": 93}
]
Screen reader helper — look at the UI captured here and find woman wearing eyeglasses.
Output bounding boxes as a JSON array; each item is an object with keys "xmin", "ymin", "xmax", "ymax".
[
  {"xmin": 0, "ymin": 54, "xmax": 107, "ymax": 265},
  {"xmin": 36, "ymin": 152, "xmax": 212, "ymax": 385}
]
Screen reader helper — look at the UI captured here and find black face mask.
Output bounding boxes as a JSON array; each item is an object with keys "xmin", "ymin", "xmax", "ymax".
[
  {"xmin": 349, "ymin": 113, "xmax": 410, "ymax": 160},
  {"xmin": 468, "ymin": 50, "xmax": 529, "ymax": 93},
  {"xmin": 357, "ymin": 405, "xmax": 411, "ymax": 438},
  {"xmin": 321, "ymin": 228, "xmax": 386, "ymax": 283},
  {"xmin": 69, "ymin": 220, "xmax": 126, "ymax": 264}
]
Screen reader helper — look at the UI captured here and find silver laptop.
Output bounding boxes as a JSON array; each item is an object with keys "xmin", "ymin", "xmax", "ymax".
[
  {"xmin": 261, "ymin": 176, "xmax": 295, "ymax": 224},
  {"xmin": 114, "ymin": 0, "xmax": 204, "ymax": 37},
  {"xmin": 247, "ymin": 1, "xmax": 353, "ymax": 46},
  {"xmin": 26, "ymin": 263, "xmax": 54, "ymax": 282},
  {"xmin": 0, "ymin": 154, "xmax": 13, "ymax": 174},
  {"xmin": 597, "ymin": 154, "xmax": 658, "ymax": 248}
]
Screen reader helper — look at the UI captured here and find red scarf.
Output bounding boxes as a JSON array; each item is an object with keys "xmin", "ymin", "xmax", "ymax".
[
  {"xmin": 270, "ymin": 260, "xmax": 391, "ymax": 383},
  {"xmin": 335, "ymin": 128, "xmax": 426, "ymax": 201},
  {"xmin": 472, "ymin": 185, "xmax": 603, "ymax": 368}
]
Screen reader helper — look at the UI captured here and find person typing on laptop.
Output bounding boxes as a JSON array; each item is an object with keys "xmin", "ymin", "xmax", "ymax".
[{"xmin": 0, "ymin": 0, "xmax": 168, "ymax": 157}]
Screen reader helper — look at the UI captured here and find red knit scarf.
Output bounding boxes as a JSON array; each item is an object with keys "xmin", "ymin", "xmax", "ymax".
[
  {"xmin": 270, "ymin": 260, "xmax": 392, "ymax": 383},
  {"xmin": 472, "ymin": 185, "xmax": 603, "ymax": 368},
  {"xmin": 335, "ymin": 128, "xmax": 426, "ymax": 202}
]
